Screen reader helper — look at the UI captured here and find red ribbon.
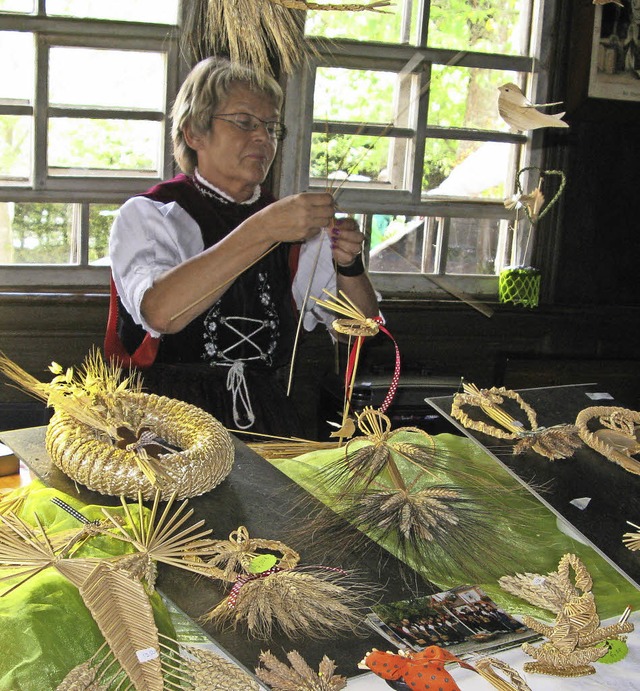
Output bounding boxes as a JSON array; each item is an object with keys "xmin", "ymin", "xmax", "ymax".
[
  {"xmin": 344, "ymin": 316, "xmax": 401, "ymax": 415},
  {"xmin": 226, "ymin": 565, "xmax": 349, "ymax": 609}
]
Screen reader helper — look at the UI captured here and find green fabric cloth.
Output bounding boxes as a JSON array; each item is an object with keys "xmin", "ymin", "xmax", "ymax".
[
  {"xmin": 269, "ymin": 433, "xmax": 640, "ymax": 621},
  {"xmin": 0, "ymin": 482, "xmax": 175, "ymax": 691}
]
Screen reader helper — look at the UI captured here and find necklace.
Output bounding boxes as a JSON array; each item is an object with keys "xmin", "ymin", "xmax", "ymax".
[{"xmin": 192, "ymin": 169, "xmax": 261, "ymax": 205}]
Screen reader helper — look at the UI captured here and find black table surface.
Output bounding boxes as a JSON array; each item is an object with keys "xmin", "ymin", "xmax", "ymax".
[
  {"xmin": 427, "ymin": 383, "xmax": 640, "ymax": 588},
  {"xmin": 0, "ymin": 426, "xmax": 433, "ymax": 684}
]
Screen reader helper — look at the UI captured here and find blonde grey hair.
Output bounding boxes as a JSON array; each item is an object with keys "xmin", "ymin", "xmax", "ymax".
[{"xmin": 171, "ymin": 57, "xmax": 283, "ymax": 175}]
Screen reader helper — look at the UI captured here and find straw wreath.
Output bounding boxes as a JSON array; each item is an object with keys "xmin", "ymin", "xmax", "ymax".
[
  {"xmin": 0, "ymin": 351, "xmax": 234, "ymax": 500},
  {"xmin": 451, "ymin": 383, "xmax": 581, "ymax": 460},
  {"xmin": 575, "ymin": 406, "xmax": 640, "ymax": 475}
]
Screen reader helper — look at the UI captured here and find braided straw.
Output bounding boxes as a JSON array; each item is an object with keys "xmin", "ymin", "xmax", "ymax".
[
  {"xmin": 451, "ymin": 384, "xmax": 580, "ymax": 459},
  {"xmin": 576, "ymin": 406, "xmax": 640, "ymax": 475},
  {"xmin": 46, "ymin": 392, "xmax": 234, "ymax": 501}
]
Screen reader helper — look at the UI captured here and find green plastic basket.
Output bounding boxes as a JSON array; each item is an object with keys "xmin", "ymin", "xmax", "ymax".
[{"xmin": 499, "ymin": 267, "xmax": 541, "ymax": 308}]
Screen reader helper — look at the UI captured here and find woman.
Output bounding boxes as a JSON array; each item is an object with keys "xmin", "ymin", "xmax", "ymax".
[{"xmin": 106, "ymin": 57, "xmax": 378, "ymax": 436}]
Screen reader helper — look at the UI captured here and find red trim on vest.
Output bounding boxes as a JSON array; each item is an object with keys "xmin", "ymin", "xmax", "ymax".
[{"xmin": 104, "ymin": 276, "xmax": 160, "ymax": 369}]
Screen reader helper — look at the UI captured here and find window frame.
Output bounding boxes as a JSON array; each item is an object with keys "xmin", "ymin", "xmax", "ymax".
[
  {"xmin": 0, "ymin": 8, "xmax": 182, "ymax": 287},
  {"xmin": 277, "ymin": 0, "xmax": 557, "ymax": 300}
]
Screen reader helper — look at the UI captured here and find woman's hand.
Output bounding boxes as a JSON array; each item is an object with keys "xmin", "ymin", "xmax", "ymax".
[
  {"xmin": 329, "ymin": 216, "xmax": 365, "ymax": 267},
  {"xmin": 255, "ymin": 192, "xmax": 337, "ymax": 244}
]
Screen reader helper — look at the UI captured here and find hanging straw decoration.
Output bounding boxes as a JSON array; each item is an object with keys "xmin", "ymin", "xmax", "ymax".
[
  {"xmin": 451, "ymin": 383, "xmax": 581, "ymax": 460},
  {"xmin": 0, "ymin": 351, "xmax": 234, "ymax": 500},
  {"xmin": 200, "ymin": 525, "xmax": 369, "ymax": 640},
  {"xmin": 198, "ymin": 0, "xmax": 392, "ymax": 77},
  {"xmin": 313, "ymin": 289, "xmax": 401, "ymax": 441},
  {"xmin": 575, "ymin": 406, "xmax": 640, "ymax": 475},
  {"xmin": 499, "ymin": 553, "xmax": 634, "ymax": 677},
  {"xmin": 256, "ymin": 649, "xmax": 347, "ymax": 691},
  {"xmin": 294, "ymin": 405, "xmax": 512, "ymax": 585}
]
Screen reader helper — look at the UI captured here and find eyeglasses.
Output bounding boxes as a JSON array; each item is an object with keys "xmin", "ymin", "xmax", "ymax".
[{"xmin": 211, "ymin": 112, "xmax": 286, "ymax": 141}]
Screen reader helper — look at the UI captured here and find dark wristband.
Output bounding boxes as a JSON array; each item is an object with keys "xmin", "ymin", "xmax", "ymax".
[{"xmin": 336, "ymin": 253, "xmax": 365, "ymax": 277}]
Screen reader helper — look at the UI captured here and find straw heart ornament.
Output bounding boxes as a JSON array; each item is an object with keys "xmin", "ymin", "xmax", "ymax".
[{"xmin": 505, "ymin": 167, "xmax": 567, "ymax": 226}]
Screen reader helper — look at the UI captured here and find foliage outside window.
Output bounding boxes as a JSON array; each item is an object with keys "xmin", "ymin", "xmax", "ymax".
[
  {"xmin": 0, "ymin": 0, "xmax": 180, "ymax": 286},
  {"xmin": 279, "ymin": 0, "xmax": 554, "ymax": 299}
]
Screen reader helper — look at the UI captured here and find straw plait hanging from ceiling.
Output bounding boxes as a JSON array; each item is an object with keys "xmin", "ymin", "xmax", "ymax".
[{"xmin": 184, "ymin": 0, "xmax": 391, "ymax": 75}]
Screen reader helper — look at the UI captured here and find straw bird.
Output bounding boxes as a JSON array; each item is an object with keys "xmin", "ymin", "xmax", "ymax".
[{"xmin": 498, "ymin": 83, "xmax": 569, "ymax": 132}]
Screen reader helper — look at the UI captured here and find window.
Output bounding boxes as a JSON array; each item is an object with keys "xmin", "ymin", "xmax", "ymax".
[
  {"xmin": 0, "ymin": 1, "xmax": 181, "ymax": 286},
  {"xmin": 279, "ymin": 0, "xmax": 558, "ymax": 299}
]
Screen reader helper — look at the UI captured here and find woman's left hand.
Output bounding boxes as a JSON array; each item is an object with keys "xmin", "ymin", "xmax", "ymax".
[{"xmin": 328, "ymin": 217, "xmax": 365, "ymax": 268}]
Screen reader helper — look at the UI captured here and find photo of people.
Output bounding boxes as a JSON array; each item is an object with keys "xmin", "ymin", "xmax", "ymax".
[
  {"xmin": 367, "ymin": 585, "xmax": 538, "ymax": 658},
  {"xmin": 589, "ymin": 0, "xmax": 640, "ymax": 101}
]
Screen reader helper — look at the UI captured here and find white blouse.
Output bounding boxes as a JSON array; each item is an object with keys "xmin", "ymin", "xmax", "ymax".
[{"xmin": 109, "ymin": 192, "xmax": 338, "ymax": 339}]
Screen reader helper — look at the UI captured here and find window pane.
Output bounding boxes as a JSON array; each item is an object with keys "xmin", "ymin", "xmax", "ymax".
[
  {"xmin": 89, "ymin": 203, "xmax": 117, "ymax": 264},
  {"xmin": 0, "ymin": 201, "xmax": 75, "ymax": 264},
  {"xmin": 428, "ymin": 0, "xmax": 532, "ymax": 55},
  {"xmin": 442, "ymin": 217, "xmax": 501, "ymax": 275},
  {"xmin": 48, "ymin": 118, "xmax": 161, "ymax": 174},
  {"xmin": 428, "ymin": 65, "xmax": 519, "ymax": 131},
  {"xmin": 311, "ymin": 133, "xmax": 391, "ymax": 184},
  {"xmin": 0, "ymin": 32, "xmax": 35, "ymax": 102},
  {"xmin": 369, "ymin": 215, "xmax": 425, "ymax": 273},
  {"xmin": 0, "ymin": 0, "xmax": 34, "ymax": 12},
  {"xmin": 50, "ymin": 48, "xmax": 166, "ymax": 110},
  {"xmin": 423, "ymin": 139, "xmax": 517, "ymax": 199},
  {"xmin": 0, "ymin": 115, "xmax": 32, "ymax": 180},
  {"xmin": 314, "ymin": 68, "xmax": 398, "ymax": 123},
  {"xmin": 46, "ymin": 0, "xmax": 179, "ymax": 24},
  {"xmin": 306, "ymin": 1, "xmax": 418, "ymax": 43}
]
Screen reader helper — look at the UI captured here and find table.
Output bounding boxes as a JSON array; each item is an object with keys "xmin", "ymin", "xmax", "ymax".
[
  {"xmin": 0, "ymin": 426, "xmax": 432, "ymax": 688},
  {"xmin": 426, "ymin": 383, "xmax": 640, "ymax": 588},
  {"xmin": 3, "ymin": 385, "xmax": 640, "ymax": 690}
]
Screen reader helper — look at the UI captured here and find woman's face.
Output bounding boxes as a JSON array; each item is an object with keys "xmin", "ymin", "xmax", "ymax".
[{"xmin": 188, "ymin": 83, "xmax": 279, "ymax": 201}]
